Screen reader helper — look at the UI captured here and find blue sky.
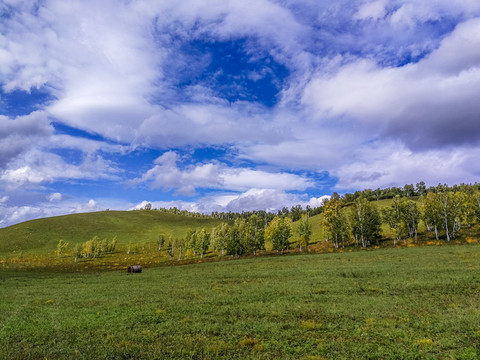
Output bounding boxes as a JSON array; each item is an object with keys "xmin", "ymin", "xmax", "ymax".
[{"xmin": 1, "ymin": 0, "xmax": 480, "ymax": 227}]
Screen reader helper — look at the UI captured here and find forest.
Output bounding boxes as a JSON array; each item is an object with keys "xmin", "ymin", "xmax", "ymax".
[{"xmin": 81, "ymin": 182, "xmax": 480, "ymax": 263}]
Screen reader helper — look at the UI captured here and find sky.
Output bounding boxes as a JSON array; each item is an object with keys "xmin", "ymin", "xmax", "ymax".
[{"xmin": 1, "ymin": 0, "xmax": 480, "ymax": 227}]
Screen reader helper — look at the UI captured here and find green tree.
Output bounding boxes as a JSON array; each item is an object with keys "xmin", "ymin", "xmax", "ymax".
[
  {"xmin": 322, "ymin": 195, "xmax": 349, "ymax": 249},
  {"xmin": 157, "ymin": 235, "xmax": 165, "ymax": 251},
  {"xmin": 243, "ymin": 214, "xmax": 265, "ymax": 256},
  {"xmin": 108, "ymin": 236, "xmax": 117, "ymax": 253},
  {"xmin": 54, "ymin": 239, "xmax": 69, "ymax": 257},
  {"xmin": 461, "ymin": 192, "xmax": 476, "ymax": 227},
  {"xmin": 186, "ymin": 228, "xmax": 198, "ymax": 256},
  {"xmin": 437, "ymin": 191, "xmax": 465, "ymax": 241},
  {"xmin": 167, "ymin": 236, "xmax": 175, "ymax": 260},
  {"xmin": 177, "ymin": 237, "xmax": 186, "ymax": 261},
  {"xmin": 212, "ymin": 222, "xmax": 229, "ymax": 256},
  {"xmin": 265, "ymin": 216, "xmax": 292, "ymax": 253},
  {"xmin": 416, "ymin": 181, "xmax": 427, "ymax": 196},
  {"xmin": 422, "ymin": 193, "xmax": 442, "ymax": 241},
  {"xmin": 381, "ymin": 196, "xmax": 404, "ymax": 245},
  {"xmin": 83, "ymin": 236, "xmax": 103, "ymax": 258},
  {"xmin": 226, "ymin": 219, "xmax": 244, "ymax": 258},
  {"xmin": 73, "ymin": 243, "xmax": 82, "ymax": 263},
  {"xmin": 473, "ymin": 191, "xmax": 480, "ymax": 224},
  {"xmin": 297, "ymin": 214, "xmax": 312, "ymax": 251},
  {"xmin": 399, "ymin": 198, "xmax": 420, "ymax": 240},
  {"xmin": 197, "ymin": 228, "xmax": 210, "ymax": 259},
  {"xmin": 350, "ymin": 197, "xmax": 381, "ymax": 248}
]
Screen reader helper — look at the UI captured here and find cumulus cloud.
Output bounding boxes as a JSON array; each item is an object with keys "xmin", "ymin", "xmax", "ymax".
[
  {"xmin": 354, "ymin": 0, "xmax": 387, "ymax": 21},
  {"xmin": 48, "ymin": 192, "xmax": 62, "ymax": 202},
  {"xmin": 0, "ymin": 0, "xmax": 307, "ymax": 146},
  {"xmin": 131, "ymin": 188, "xmax": 328, "ymax": 214},
  {"xmin": 131, "ymin": 151, "xmax": 314, "ymax": 195},
  {"xmin": 0, "ymin": 198, "xmax": 108, "ymax": 227},
  {"xmin": 2, "ymin": 0, "xmax": 480, "ymax": 227},
  {"xmin": 301, "ymin": 17, "xmax": 480, "ymax": 151},
  {"xmin": 0, "ymin": 112, "xmax": 53, "ymax": 167},
  {"xmin": 1, "ymin": 149, "xmax": 120, "ymax": 188},
  {"xmin": 333, "ymin": 142, "xmax": 480, "ymax": 190}
]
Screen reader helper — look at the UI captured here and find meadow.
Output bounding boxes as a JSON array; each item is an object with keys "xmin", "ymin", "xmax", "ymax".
[
  {"xmin": 0, "ymin": 210, "xmax": 223, "ymax": 255},
  {"xmin": 1, "ymin": 244, "xmax": 480, "ymax": 359}
]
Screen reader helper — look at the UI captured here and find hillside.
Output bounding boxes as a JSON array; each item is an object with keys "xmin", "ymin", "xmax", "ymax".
[{"xmin": 0, "ymin": 210, "xmax": 223, "ymax": 255}]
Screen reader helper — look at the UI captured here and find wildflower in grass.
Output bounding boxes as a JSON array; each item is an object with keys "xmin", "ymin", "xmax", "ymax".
[
  {"xmin": 415, "ymin": 338, "xmax": 433, "ymax": 346},
  {"xmin": 238, "ymin": 337, "xmax": 256, "ymax": 347},
  {"xmin": 300, "ymin": 320, "xmax": 318, "ymax": 330}
]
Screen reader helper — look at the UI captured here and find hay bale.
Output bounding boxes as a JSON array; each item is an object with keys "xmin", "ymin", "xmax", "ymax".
[{"xmin": 127, "ymin": 265, "xmax": 142, "ymax": 273}]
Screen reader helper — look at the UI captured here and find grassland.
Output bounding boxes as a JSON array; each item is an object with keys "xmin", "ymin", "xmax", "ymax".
[
  {"xmin": 1, "ymin": 244, "xmax": 480, "ymax": 359},
  {"xmin": 0, "ymin": 210, "xmax": 223, "ymax": 255}
]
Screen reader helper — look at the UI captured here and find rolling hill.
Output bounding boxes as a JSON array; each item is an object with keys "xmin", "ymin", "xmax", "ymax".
[{"xmin": 0, "ymin": 210, "xmax": 223, "ymax": 255}]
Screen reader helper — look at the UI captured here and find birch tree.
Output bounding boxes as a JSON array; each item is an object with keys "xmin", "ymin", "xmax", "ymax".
[
  {"xmin": 422, "ymin": 193, "xmax": 442, "ymax": 241},
  {"xmin": 197, "ymin": 228, "xmax": 210, "ymax": 259},
  {"xmin": 399, "ymin": 198, "xmax": 419, "ymax": 241},
  {"xmin": 226, "ymin": 218, "xmax": 244, "ymax": 258},
  {"xmin": 297, "ymin": 214, "xmax": 312, "ymax": 251},
  {"xmin": 243, "ymin": 214, "xmax": 265, "ymax": 256},
  {"xmin": 167, "ymin": 235, "xmax": 175, "ymax": 260},
  {"xmin": 55, "ymin": 239, "xmax": 69, "ymax": 257},
  {"xmin": 265, "ymin": 216, "xmax": 292, "ymax": 253},
  {"xmin": 381, "ymin": 196, "xmax": 404, "ymax": 245},
  {"xmin": 212, "ymin": 222, "xmax": 229, "ymax": 256},
  {"xmin": 350, "ymin": 197, "xmax": 381, "ymax": 247},
  {"xmin": 437, "ymin": 191, "xmax": 463, "ymax": 241},
  {"xmin": 322, "ymin": 195, "xmax": 349, "ymax": 249}
]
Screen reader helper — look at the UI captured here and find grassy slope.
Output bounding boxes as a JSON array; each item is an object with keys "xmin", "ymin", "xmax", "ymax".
[
  {"xmin": 1, "ymin": 245, "xmax": 480, "ymax": 359},
  {"xmin": 0, "ymin": 196, "xmax": 475, "ymax": 263},
  {"xmin": 0, "ymin": 210, "xmax": 223, "ymax": 255}
]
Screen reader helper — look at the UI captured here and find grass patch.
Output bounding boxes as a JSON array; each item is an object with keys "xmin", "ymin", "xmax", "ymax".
[{"xmin": 1, "ymin": 245, "xmax": 480, "ymax": 359}]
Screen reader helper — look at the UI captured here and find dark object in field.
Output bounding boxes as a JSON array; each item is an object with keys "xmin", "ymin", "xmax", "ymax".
[{"xmin": 127, "ymin": 265, "xmax": 142, "ymax": 273}]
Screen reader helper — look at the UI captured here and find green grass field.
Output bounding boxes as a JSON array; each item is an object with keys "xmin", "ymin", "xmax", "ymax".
[
  {"xmin": 2, "ymin": 245, "xmax": 480, "ymax": 359},
  {"xmin": 0, "ymin": 210, "xmax": 223, "ymax": 255}
]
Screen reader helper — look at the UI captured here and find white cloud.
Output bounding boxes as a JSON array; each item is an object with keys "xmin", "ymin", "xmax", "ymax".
[
  {"xmin": 354, "ymin": 1, "xmax": 387, "ymax": 21},
  {"xmin": 48, "ymin": 192, "xmax": 62, "ymax": 202},
  {"xmin": 2, "ymin": 0, "xmax": 480, "ymax": 228},
  {"xmin": 131, "ymin": 188, "xmax": 329, "ymax": 214},
  {"xmin": 333, "ymin": 142, "xmax": 480, "ymax": 190},
  {"xmin": 0, "ymin": 112, "xmax": 53, "ymax": 167},
  {"xmin": 308, "ymin": 195, "xmax": 331, "ymax": 208},
  {"xmin": 389, "ymin": 4, "xmax": 439, "ymax": 28},
  {"xmin": 0, "ymin": 197, "xmax": 125, "ymax": 227},
  {"xmin": 1, "ymin": 149, "xmax": 121, "ymax": 188},
  {"xmin": 301, "ymin": 17, "xmax": 480, "ymax": 152},
  {"xmin": 221, "ymin": 188, "xmax": 302, "ymax": 212},
  {"xmin": 131, "ymin": 151, "xmax": 314, "ymax": 195}
]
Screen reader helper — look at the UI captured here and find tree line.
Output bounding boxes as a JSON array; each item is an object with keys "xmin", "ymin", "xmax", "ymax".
[
  {"xmin": 322, "ymin": 186, "xmax": 480, "ymax": 249},
  {"xmin": 158, "ymin": 214, "xmax": 312, "ymax": 261},
  {"xmin": 141, "ymin": 182, "xmax": 480, "ymax": 223},
  {"xmin": 80, "ymin": 182, "xmax": 480, "ymax": 263}
]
